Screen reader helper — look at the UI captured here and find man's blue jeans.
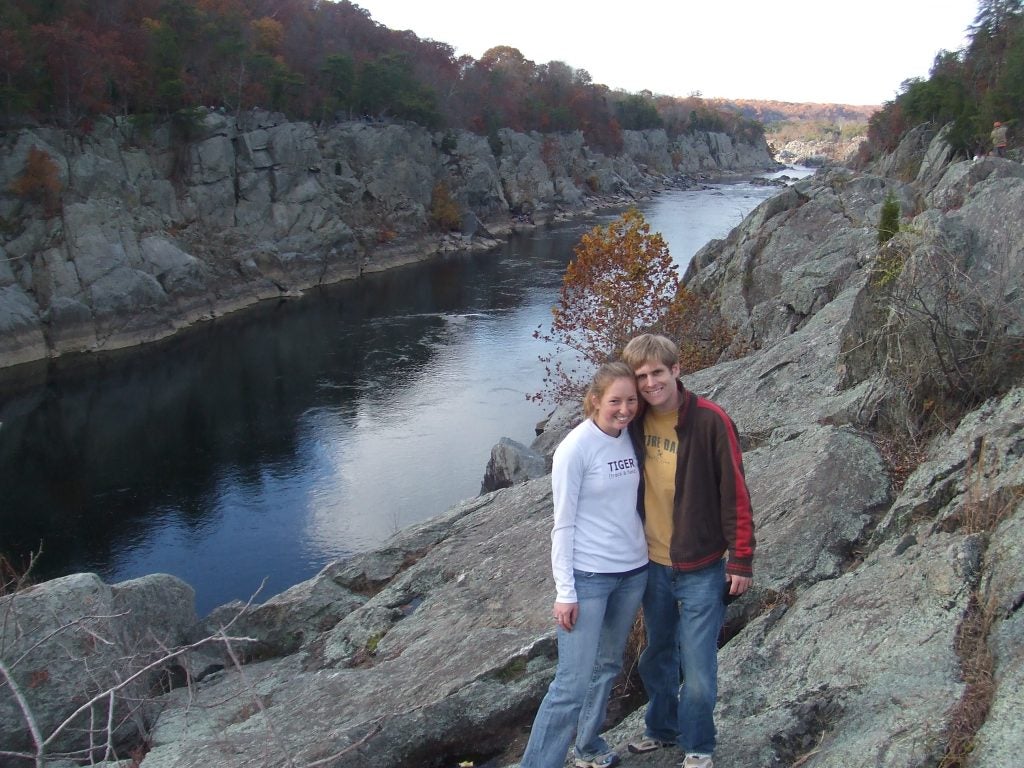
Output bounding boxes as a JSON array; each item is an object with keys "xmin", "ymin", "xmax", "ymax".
[
  {"xmin": 638, "ymin": 559, "xmax": 726, "ymax": 755},
  {"xmin": 521, "ymin": 568, "xmax": 647, "ymax": 768}
]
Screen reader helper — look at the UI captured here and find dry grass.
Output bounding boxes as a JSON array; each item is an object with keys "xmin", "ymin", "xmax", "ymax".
[
  {"xmin": 871, "ymin": 432, "xmax": 929, "ymax": 495},
  {"xmin": 958, "ymin": 443, "xmax": 1022, "ymax": 534},
  {"xmin": 606, "ymin": 613, "xmax": 648, "ymax": 724},
  {"xmin": 939, "ymin": 591, "xmax": 998, "ymax": 768},
  {"xmin": 937, "ymin": 451, "xmax": 1020, "ymax": 766},
  {"xmin": 0, "ymin": 550, "xmax": 38, "ymax": 598}
]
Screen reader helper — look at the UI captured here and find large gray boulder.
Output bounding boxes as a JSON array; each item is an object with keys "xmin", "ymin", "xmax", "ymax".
[
  {"xmin": 743, "ymin": 423, "xmax": 890, "ymax": 593},
  {"xmin": 0, "ymin": 573, "xmax": 196, "ymax": 759},
  {"xmin": 481, "ymin": 436, "xmax": 548, "ymax": 492},
  {"xmin": 685, "ymin": 168, "xmax": 918, "ymax": 352},
  {"xmin": 839, "ymin": 174, "xmax": 1024, "ymax": 427}
]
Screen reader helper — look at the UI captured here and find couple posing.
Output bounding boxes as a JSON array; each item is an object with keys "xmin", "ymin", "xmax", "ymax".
[{"xmin": 520, "ymin": 334, "xmax": 756, "ymax": 768}]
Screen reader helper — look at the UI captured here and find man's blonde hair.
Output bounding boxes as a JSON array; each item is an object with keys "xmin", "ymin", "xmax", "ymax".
[{"xmin": 621, "ymin": 334, "xmax": 679, "ymax": 370}]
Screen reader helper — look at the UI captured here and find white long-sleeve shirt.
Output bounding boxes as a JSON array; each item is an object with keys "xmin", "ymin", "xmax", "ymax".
[{"xmin": 550, "ymin": 419, "xmax": 647, "ymax": 602}]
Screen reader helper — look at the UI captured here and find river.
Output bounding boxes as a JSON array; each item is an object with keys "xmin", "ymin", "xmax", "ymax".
[{"xmin": 0, "ymin": 168, "xmax": 812, "ymax": 615}]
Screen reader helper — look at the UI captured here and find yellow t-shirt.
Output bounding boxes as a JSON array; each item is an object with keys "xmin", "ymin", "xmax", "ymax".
[{"xmin": 643, "ymin": 408, "xmax": 679, "ymax": 565}]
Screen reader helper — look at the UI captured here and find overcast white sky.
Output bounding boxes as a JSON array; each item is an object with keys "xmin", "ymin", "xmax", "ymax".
[{"xmin": 353, "ymin": 0, "xmax": 980, "ymax": 105}]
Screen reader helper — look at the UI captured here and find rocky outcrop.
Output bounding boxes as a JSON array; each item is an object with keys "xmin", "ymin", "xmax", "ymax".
[
  {"xmin": 774, "ymin": 135, "xmax": 867, "ymax": 167},
  {"xmin": 0, "ymin": 572, "xmax": 196, "ymax": 758},
  {"xmin": 480, "ymin": 436, "xmax": 548, "ymax": 493},
  {"xmin": 2, "ymin": 127, "xmax": 1021, "ymax": 767},
  {"xmin": 0, "ymin": 114, "xmax": 777, "ymax": 369}
]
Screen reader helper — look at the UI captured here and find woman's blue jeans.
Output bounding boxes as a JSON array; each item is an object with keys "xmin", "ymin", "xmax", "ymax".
[
  {"xmin": 637, "ymin": 559, "xmax": 726, "ymax": 755},
  {"xmin": 520, "ymin": 568, "xmax": 647, "ymax": 768}
]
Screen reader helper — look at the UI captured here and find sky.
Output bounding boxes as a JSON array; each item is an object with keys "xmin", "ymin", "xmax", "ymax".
[{"xmin": 353, "ymin": 0, "xmax": 981, "ymax": 106}]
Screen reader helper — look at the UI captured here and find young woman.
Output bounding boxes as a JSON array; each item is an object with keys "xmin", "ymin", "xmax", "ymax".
[{"xmin": 520, "ymin": 362, "xmax": 648, "ymax": 768}]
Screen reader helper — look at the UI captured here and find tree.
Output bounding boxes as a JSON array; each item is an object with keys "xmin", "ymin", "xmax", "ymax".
[
  {"xmin": 615, "ymin": 93, "xmax": 663, "ymax": 130},
  {"xmin": 429, "ymin": 181, "xmax": 461, "ymax": 231},
  {"xmin": 355, "ymin": 53, "xmax": 440, "ymax": 125},
  {"xmin": 0, "ymin": 29, "xmax": 29, "ymax": 117},
  {"xmin": 877, "ymin": 192, "xmax": 901, "ymax": 245},
  {"xmin": 532, "ymin": 208, "xmax": 681, "ymax": 404},
  {"xmin": 321, "ymin": 53, "xmax": 355, "ymax": 120},
  {"xmin": 9, "ymin": 145, "xmax": 62, "ymax": 216},
  {"xmin": 32, "ymin": 19, "xmax": 138, "ymax": 124},
  {"xmin": 140, "ymin": 17, "xmax": 186, "ymax": 113}
]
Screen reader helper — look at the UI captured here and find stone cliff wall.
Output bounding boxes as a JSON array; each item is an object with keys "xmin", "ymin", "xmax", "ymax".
[{"xmin": 0, "ymin": 113, "xmax": 776, "ymax": 369}]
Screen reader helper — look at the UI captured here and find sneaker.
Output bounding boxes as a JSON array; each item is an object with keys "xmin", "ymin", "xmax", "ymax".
[
  {"xmin": 627, "ymin": 737, "xmax": 675, "ymax": 754},
  {"xmin": 681, "ymin": 753, "xmax": 713, "ymax": 768},
  {"xmin": 574, "ymin": 752, "xmax": 619, "ymax": 768}
]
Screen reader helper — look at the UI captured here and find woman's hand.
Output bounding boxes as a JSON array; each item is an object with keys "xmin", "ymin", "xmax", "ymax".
[{"xmin": 553, "ymin": 601, "xmax": 578, "ymax": 631}]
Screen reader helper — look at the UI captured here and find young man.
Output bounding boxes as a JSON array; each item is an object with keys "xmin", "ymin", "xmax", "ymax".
[
  {"xmin": 621, "ymin": 334, "xmax": 755, "ymax": 768},
  {"xmin": 991, "ymin": 120, "xmax": 1009, "ymax": 157}
]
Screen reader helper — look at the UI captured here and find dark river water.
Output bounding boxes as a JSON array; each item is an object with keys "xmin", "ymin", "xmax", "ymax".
[{"xmin": 0, "ymin": 169, "xmax": 812, "ymax": 615}]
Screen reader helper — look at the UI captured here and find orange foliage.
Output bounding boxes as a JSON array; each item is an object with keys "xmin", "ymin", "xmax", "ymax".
[
  {"xmin": 667, "ymin": 287, "xmax": 735, "ymax": 375},
  {"xmin": 251, "ymin": 17, "xmax": 284, "ymax": 54},
  {"xmin": 429, "ymin": 182, "xmax": 461, "ymax": 231},
  {"xmin": 532, "ymin": 207, "xmax": 735, "ymax": 404},
  {"xmin": 9, "ymin": 146, "xmax": 62, "ymax": 216},
  {"xmin": 533, "ymin": 208, "xmax": 679, "ymax": 404}
]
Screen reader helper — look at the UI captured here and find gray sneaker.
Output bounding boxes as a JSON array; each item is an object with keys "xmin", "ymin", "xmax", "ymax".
[
  {"xmin": 681, "ymin": 753, "xmax": 713, "ymax": 768},
  {"xmin": 627, "ymin": 737, "xmax": 675, "ymax": 753},
  {"xmin": 575, "ymin": 751, "xmax": 620, "ymax": 768}
]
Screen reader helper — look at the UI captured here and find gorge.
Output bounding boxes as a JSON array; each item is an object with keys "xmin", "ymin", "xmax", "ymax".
[
  {"xmin": 2, "ymin": 120, "xmax": 1022, "ymax": 768},
  {"xmin": 0, "ymin": 175, "xmax": 804, "ymax": 617}
]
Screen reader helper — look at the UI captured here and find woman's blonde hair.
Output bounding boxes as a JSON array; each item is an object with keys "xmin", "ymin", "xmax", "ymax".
[{"xmin": 582, "ymin": 361, "xmax": 637, "ymax": 418}]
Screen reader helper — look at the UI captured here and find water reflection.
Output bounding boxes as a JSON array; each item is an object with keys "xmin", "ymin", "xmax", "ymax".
[{"xmin": 0, "ymin": 222, "xmax": 593, "ymax": 613}]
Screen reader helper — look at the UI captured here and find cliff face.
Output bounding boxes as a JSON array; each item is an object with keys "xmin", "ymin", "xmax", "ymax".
[{"xmin": 0, "ymin": 112, "xmax": 776, "ymax": 369}]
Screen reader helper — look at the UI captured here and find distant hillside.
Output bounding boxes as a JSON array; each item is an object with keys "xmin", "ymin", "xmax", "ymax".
[
  {"xmin": 701, "ymin": 99, "xmax": 877, "ymax": 164},
  {"xmin": 709, "ymin": 99, "xmax": 879, "ymax": 126}
]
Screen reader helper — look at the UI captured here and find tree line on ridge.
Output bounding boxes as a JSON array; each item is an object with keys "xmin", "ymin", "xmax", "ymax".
[{"xmin": 0, "ymin": 0, "xmax": 764, "ymax": 153}]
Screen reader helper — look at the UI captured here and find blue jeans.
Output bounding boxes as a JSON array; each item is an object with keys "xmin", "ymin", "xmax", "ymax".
[
  {"xmin": 638, "ymin": 559, "xmax": 726, "ymax": 755},
  {"xmin": 521, "ymin": 568, "xmax": 647, "ymax": 768}
]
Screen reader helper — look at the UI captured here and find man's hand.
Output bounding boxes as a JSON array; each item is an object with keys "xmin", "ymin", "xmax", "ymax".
[
  {"xmin": 725, "ymin": 574, "xmax": 752, "ymax": 597},
  {"xmin": 553, "ymin": 601, "xmax": 579, "ymax": 631}
]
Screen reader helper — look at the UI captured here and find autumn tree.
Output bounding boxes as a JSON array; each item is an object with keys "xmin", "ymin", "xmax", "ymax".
[
  {"xmin": 429, "ymin": 181, "xmax": 461, "ymax": 231},
  {"xmin": 533, "ymin": 208, "xmax": 681, "ymax": 404},
  {"xmin": 32, "ymin": 19, "xmax": 138, "ymax": 124},
  {"xmin": 9, "ymin": 146, "xmax": 62, "ymax": 216},
  {"xmin": 862, "ymin": 0, "xmax": 1024, "ymax": 160},
  {"xmin": 0, "ymin": 0, "xmax": 771, "ymax": 148}
]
